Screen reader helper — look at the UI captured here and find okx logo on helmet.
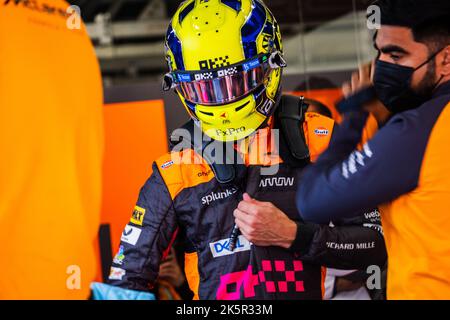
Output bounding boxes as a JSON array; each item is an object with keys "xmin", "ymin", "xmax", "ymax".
[{"xmin": 163, "ymin": 0, "xmax": 286, "ymax": 142}]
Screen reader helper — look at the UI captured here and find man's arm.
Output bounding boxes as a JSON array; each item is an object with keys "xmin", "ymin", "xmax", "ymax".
[
  {"xmin": 297, "ymin": 109, "xmax": 431, "ymax": 223},
  {"xmin": 290, "ymin": 209, "xmax": 386, "ymax": 270},
  {"xmin": 234, "ymin": 195, "xmax": 386, "ymax": 269},
  {"xmin": 108, "ymin": 162, "xmax": 178, "ymax": 292}
]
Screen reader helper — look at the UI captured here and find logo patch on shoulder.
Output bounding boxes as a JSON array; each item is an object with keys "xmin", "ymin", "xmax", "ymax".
[
  {"xmin": 130, "ymin": 206, "xmax": 146, "ymax": 226},
  {"xmin": 161, "ymin": 160, "xmax": 174, "ymax": 169},
  {"xmin": 314, "ymin": 127, "xmax": 329, "ymax": 136}
]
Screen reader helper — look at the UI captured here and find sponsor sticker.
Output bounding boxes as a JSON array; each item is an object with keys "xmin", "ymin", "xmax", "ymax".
[
  {"xmin": 113, "ymin": 245, "xmax": 125, "ymax": 265},
  {"xmin": 197, "ymin": 170, "xmax": 212, "ymax": 178},
  {"xmin": 217, "ymin": 67, "xmax": 237, "ymax": 77},
  {"xmin": 161, "ymin": 160, "xmax": 174, "ymax": 169},
  {"xmin": 219, "ymin": 112, "xmax": 228, "ymax": 119},
  {"xmin": 314, "ymin": 127, "xmax": 329, "ymax": 136},
  {"xmin": 210, "ymin": 235, "xmax": 252, "ymax": 258},
  {"xmin": 177, "ymin": 73, "xmax": 191, "ymax": 82},
  {"xmin": 194, "ymin": 72, "xmax": 214, "ymax": 81},
  {"xmin": 121, "ymin": 225, "xmax": 142, "ymax": 245},
  {"xmin": 109, "ymin": 267, "xmax": 126, "ymax": 280},
  {"xmin": 259, "ymin": 176, "xmax": 295, "ymax": 188},
  {"xmin": 215, "ymin": 126, "xmax": 246, "ymax": 137},
  {"xmin": 243, "ymin": 58, "xmax": 260, "ymax": 71},
  {"xmin": 201, "ymin": 187, "xmax": 238, "ymax": 206},
  {"xmin": 130, "ymin": 206, "xmax": 146, "ymax": 226}
]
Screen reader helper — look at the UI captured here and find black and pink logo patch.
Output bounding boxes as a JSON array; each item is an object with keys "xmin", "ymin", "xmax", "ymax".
[{"xmin": 216, "ymin": 260, "xmax": 304, "ymax": 299}]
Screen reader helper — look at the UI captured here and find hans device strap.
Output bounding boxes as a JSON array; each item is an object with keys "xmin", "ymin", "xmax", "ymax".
[{"xmin": 276, "ymin": 95, "xmax": 310, "ymax": 165}]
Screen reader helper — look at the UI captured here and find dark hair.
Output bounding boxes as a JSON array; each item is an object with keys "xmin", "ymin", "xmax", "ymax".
[
  {"xmin": 372, "ymin": 0, "xmax": 450, "ymax": 51},
  {"xmin": 413, "ymin": 17, "xmax": 450, "ymax": 52}
]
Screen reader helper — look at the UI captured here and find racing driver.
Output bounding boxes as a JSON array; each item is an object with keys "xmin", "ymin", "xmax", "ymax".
[{"xmin": 94, "ymin": 0, "xmax": 386, "ymax": 300}]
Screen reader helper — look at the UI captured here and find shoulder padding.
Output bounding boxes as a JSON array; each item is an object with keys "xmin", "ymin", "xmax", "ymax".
[{"xmin": 154, "ymin": 149, "xmax": 213, "ymax": 200}]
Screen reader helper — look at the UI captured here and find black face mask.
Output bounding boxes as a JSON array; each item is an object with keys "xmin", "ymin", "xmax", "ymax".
[{"xmin": 373, "ymin": 49, "xmax": 444, "ymax": 113}]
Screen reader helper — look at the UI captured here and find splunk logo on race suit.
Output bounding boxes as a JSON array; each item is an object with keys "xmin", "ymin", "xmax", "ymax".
[
  {"xmin": 216, "ymin": 260, "xmax": 305, "ymax": 300},
  {"xmin": 201, "ymin": 187, "xmax": 238, "ymax": 206},
  {"xmin": 210, "ymin": 235, "xmax": 252, "ymax": 258}
]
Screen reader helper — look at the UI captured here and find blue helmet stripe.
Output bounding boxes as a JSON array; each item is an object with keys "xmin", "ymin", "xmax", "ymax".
[
  {"xmin": 184, "ymin": 99, "xmax": 197, "ymax": 113},
  {"xmin": 221, "ymin": 0, "xmax": 242, "ymax": 12},
  {"xmin": 240, "ymin": 0, "xmax": 266, "ymax": 59},
  {"xmin": 166, "ymin": 24, "xmax": 185, "ymax": 70},
  {"xmin": 178, "ymin": 1, "xmax": 195, "ymax": 25}
]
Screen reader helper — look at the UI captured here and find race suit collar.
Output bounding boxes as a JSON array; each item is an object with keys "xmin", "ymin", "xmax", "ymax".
[{"xmin": 433, "ymin": 80, "xmax": 450, "ymax": 98}]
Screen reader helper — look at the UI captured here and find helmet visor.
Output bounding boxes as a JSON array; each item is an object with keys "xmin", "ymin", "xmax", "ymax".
[
  {"xmin": 178, "ymin": 65, "xmax": 269, "ymax": 105},
  {"xmin": 163, "ymin": 52, "xmax": 285, "ymax": 106}
]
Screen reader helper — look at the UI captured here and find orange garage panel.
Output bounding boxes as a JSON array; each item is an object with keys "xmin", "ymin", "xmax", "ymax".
[{"xmin": 101, "ymin": 100, "xmax": 169, "ymax": 266}]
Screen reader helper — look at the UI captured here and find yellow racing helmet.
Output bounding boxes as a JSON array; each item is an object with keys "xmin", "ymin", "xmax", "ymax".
[{"xmin": 163, "ymin": 0, "xmax": 285, "ymax": 142}]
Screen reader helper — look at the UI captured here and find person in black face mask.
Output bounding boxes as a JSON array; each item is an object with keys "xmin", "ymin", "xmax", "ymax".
[
  {"xmin": 295, "ymin": 0, "xmax": 450, "ymax": 299},
  {"xmin": 373, "ymin": 30, "xmax": 447, "ymax": 113}
]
